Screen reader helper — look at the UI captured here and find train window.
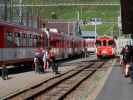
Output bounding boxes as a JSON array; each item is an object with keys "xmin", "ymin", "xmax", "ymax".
[
  {"xmin": 36, "ymin": 35, "xmax": 41, "ymax": 47},
  {"xmin": 20, "ymin": 33, "xmax": 23, "ymax": 47},
  {"xmin": 103, "ymin": 40, "xmax": 107, "ymax": 46},
  {"xmin": 33, "ymin": 35, "xmax": 36, "ymax": 47},
  {"xmin": 37, "ymin": 35, "xmax": 41, "ymax": 47},
  {"xmin": 95, "ymin": 40, "xmax": 101, "ymax": 46},
  {"xmin": 5, "ymin": 32, "xmax": 13, "ymax": 47},
  {"xmin": 29, "ymin": 34, "xmax": 32, "ymax": 47},
  {"xmin": 34, "ymin": 35, "xmax": 38, "ymax": 47},
  {"xmin": 108, "ymin": 40, "xmax": 115, "ymax": 46},
  {"xmin": 23, "ymin": 33, "xmax": 26, "ymax": 47},
  {"xmin": 15, "ymin": 32, "xmax": 21, "ymax": 47},
  {"xmin": 27, "ymin": 34, "xmax": 31, "ymax": 47},
  {"xmin": 27, "ymin": 34, "xmax": 30, "ymax": 47},
  {"xmin": 26, "ymin": 34, "xmax": 29, "ymax": 47}
]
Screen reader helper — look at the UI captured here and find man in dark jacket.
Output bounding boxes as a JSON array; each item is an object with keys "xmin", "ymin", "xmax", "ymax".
[{"xmin": 1, "ymin": 65, "xmax": 8, "ymax": 80}]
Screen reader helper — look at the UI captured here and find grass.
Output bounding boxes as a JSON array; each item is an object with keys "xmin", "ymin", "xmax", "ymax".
[
  {"xmin": 41, "ymin": 0, "xmax": 119, "ymax": 4},
  {"xmin": 81, "ymin": 23, "xmax": 117, "ymax": 36},
  {"xmin": 40, "ymin": 5, "xmax": 120, "ymax": 36},
  {"xmin": 23, "ymin": 0, "xmax": 120, "ymax": 36},
  {"xmin": 41, "ymin": 5, "xmax": 119, "ymax": 20}
]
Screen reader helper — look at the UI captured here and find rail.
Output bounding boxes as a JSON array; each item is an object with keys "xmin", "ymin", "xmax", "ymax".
[{"xmin": 6, "ymin": 60, "xmax": 106, "ymax": 100}]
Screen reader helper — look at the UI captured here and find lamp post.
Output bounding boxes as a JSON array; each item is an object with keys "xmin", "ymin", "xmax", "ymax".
[{"xmin": 94, "ymin": 18, "xmax": 97, "ymax": 35}]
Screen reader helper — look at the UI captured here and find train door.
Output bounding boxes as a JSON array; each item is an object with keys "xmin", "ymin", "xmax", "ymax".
[{"xmin": 0, "ymin": 26, "xmax": 4, "ymax": 48}]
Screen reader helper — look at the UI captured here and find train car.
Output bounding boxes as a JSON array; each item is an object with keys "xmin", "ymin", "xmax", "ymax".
[
  {"xmin": 0, "ymin": 20, "xmax": 45, "ymax": 66},
  {"xmin": 84, "ymin": 38, "xmax": 96, "ymax": 53},
  {"xmin": 0, "ymin": 21, "xmax": 84, "ymax": 66},
  {"xmin": 95, "ymin": 36, "xmax": 116, "ymax": 58},
  {"xmin": 81, "ymin": 31, "xmax": 96, "ymax": 53},
  {"xmin": 45, "ymin": 29, "xmax": 84, "ymax": 60}
]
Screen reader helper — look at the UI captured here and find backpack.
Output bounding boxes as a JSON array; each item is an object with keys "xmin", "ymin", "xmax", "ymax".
[{"xmin": 34, "ymin": 52, "xmax": 43, "ymax": 64}]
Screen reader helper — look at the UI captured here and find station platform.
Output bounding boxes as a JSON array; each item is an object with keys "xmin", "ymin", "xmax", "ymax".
[
  {"xmin": 1, "ymin": 55, "xmax": 124, "ymax": 100},
  {"xmin": 0, "ymin": 57, "xmax": 94, "ymax": 99},
  {"xmin": 96, "ymin": 62, "xmax": 133, "ymax": 100}
]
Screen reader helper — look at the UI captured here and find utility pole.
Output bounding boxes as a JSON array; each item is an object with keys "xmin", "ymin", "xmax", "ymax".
[
  {"xmin": 94, "ymin": 18, "xmax": 97, "ymax": 35},
  {"xmin": 77, "ymin": 11, "xmax": 79, "ymax": 21},
  {"xmin": 19, "ymin": 0, "xmax": 23, "ymax": 24},
  {"xmin": 76, "ymin": 11, "xmax": 80, "ymax": 36},
  {"xmin": 4, "ymin": 0, "xmax": 8, "ymax": 21},
  {"xmin": 118, "ymin": 8, "xmax": 121, "ymax": 37},
  {"xmin": 9, "ymin": 0, "xmax": 13, "ymax": 22}
]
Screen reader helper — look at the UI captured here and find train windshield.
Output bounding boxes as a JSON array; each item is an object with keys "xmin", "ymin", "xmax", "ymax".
[
  {"xmin": 95, "ymin": 40, "xmax": 101, "ymax": 46},
  {"xmin": 103, "ymin": 40, "xmax": 107, "ymax": 46},
  {"xmin": 108, "ymin": 40, "xmax": 115, "ymax": 47}
]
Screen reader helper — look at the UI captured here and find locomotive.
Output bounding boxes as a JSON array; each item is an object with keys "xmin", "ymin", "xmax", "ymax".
[
  {"xmin": 95, "ymin": 36, "xmax": 116, "ymax": 58},
  {"xmin": 0, "ymin": 21, "xmax": 85, "ymax": 66}
]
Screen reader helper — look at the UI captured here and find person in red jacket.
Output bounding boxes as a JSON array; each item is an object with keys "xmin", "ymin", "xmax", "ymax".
[{"xmin": 48, "ymin": 47, "xmax": 59, "ymax": 74}]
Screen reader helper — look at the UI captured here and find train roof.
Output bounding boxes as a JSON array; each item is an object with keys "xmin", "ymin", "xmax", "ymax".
[
  {"xmin": 0, "ymin": 20, "xmax": 41, "ymax": 32},
  {"xmin": 46, "ymin": 20, "xmax": 77, "ymax": 34}
]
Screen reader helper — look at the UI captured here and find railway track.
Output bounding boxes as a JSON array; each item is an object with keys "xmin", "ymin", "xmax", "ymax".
[{"xmin": 6, "ymin": 60, "xmax": 106, "ymax": 100}]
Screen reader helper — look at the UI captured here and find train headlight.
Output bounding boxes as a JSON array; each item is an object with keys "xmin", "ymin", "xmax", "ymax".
[
  {"xmin": 102, "ymin": 50, "xmax": 107, "ymax": 54},
  {"xmin": 96, "ymin": 48, "xmax": 97, "ymax": 53}
]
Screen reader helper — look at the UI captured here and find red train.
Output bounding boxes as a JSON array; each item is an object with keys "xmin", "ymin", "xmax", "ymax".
[
  {"xmin": 95, "ymin": 36, "xmax": 116, "ymax": 58},
  {"xmin": 0, "ymin": 21, "xmax": 85, "ymax": 66}
]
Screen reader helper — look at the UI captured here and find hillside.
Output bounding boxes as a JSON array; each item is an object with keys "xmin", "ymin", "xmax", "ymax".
[
  {"xmin": 24, "ymin": 0, "xmax": 119, "ymax": 4},
  {"xmin": 22, "ymin": 0, "xmax": 120, "ymax": 36}
]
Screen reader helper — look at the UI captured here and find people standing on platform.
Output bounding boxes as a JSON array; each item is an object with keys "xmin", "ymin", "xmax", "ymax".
[
  {"xmin": 34, "ymin": 54, "xmax": 42, "ymax": 74},
  {"xmin": 81, "ymin": 48, "xmax": 85, "ymax": 59},
  {"xmin": 120, "ymin": 46, "xmax": 127, "ymax": 74},
  {"xmin": 120, "ymin": 45, "xmax": 132, "ymax": 77},
  {"xmin": 48, "ymin": 47, "xmax": 59, "ymax": 74},
  {"xmin": 129, "ymin": 56, "xmax": 133, "ymax": 82},
  {"xmin": 1, "ymin": 65, "xmax": 8, "ymax": 80},
  {"xmin": 34, "ymin": 55, "xmax": 39, "ymax": 73},
  {"xmin": 84, "ymin": 48, "xmax": 88, "ymax": 58},
  {"xmin": 82, "ymin": 48, "xmax": 88, "ymax": 59},
  {"xmin": 33, "ymin": 44, "xmax": 44, "ymax": 73},
  {"xmin": 43, "ymin": 48, "xmax": 49, "ymax": 72},
  {"xmin": 127, "ymin": 45, "xmax": 133, "ymax": 81}
]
